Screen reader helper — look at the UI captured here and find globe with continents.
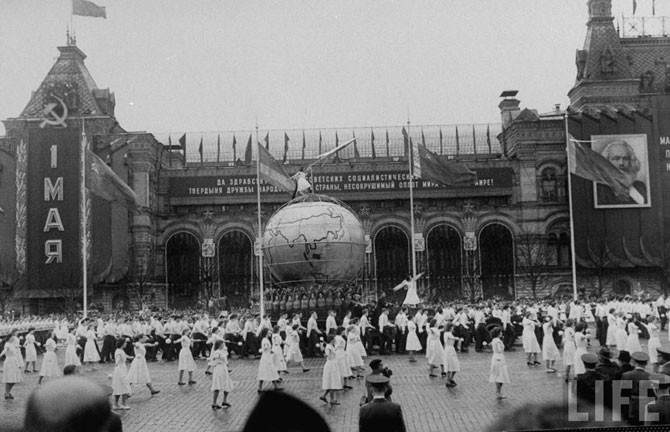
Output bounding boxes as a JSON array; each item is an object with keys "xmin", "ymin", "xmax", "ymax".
[{"xmin": 263, "ymin": 194, "xmax": 366, "ymax": 286}]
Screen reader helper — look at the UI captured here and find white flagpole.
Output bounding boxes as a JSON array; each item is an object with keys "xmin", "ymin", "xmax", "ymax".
[
  {"xmin": 255, "ymin": 123, "xmax": 265, "ymax": 318},
  {"xmin": 564, "ymin": 113, "xmax": 578, "ymax": 301},
  {"xmin": 81, "ymin": 118, "xmax": 88, "ymax": 318},
  {"xmin": 407, "ymin": 119, "xmax": 418, "ymax": 280}
]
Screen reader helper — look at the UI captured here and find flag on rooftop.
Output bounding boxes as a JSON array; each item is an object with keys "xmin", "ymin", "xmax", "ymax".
[
  {"xmin": 244, "ymin": 135, "xmax": 252, "ymax": 165},
  {"xmin": 86, "ymin": 148, "xmax": 141, "ymax": 210},
  {"xmin": 414, "ymin": 142, "xmax": 477, "ymax": 186},
  {"xmin": 258, "ymin": 143, "xmax": 294, "ymax": 192}
]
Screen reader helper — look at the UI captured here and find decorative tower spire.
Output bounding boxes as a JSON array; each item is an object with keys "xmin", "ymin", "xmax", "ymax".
[{"xmin": 587, "ymin": 0, "xmax": 613, "ymax": 21}]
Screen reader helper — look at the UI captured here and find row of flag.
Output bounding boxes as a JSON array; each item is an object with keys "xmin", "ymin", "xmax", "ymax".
[
  {"xmin": 632, "ymin": 0, "xmax": 657, "ymax": 15},
  {"xmin": 168, "ymin": 125, "xmax": 497, "ymax": 166}
]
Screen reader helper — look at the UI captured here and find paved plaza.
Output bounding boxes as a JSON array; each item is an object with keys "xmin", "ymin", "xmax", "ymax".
[{"xmin": 3, "ymin": 331, "xmax": 663, "ymax": 432}]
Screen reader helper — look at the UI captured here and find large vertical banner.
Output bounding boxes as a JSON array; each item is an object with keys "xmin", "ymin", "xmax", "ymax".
[
  {"xmin": 27, "ymin": 128, "xmax": 81, "ymax": 292},
  {"xmin": 655, "ymin": 96, "xmax": 670, "ymax": 242}
]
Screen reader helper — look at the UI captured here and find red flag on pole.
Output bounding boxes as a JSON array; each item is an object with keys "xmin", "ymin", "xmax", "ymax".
[
  {"xmin": 245, "ymin": 135, "xmax": 252, "ymax": 165},
  {"xmin": 258, "ymin": 143, "xmax": 294, "ymax": 192},
  {"xmin": 414, "ymin": 143, "xmax": 477, "ymax": 186},
  {"xmin": 371, "ymin": 129, "xmax": 376, "ymax": 159},
  {"xmin": 198, "ymin": 137, "xmax": 203, "ymax": 166},
  {"xmin": 283, "ymin": 132, "xmax": 290, "ymax": 163}
]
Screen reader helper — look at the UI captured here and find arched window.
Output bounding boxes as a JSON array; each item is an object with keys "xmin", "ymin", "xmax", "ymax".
[
  {"xmin": 426, "ymin": 225, "xmax": 462, "ymax": 300},
  {"xmin": 547, "ymin": 222, "xmax": 571, "ymax": 267},
  {"xmin": 165, "ymin": 232, "xmax": 201, "ymax": 305},
  {"xmin": 540, "ymin": 167, "xmax": 558, "ymax": 202},
  {"xmin": 219, "ymin": 231, "xmax": 253, "ymax": 308},
  {"xmin": 479, "ymin": 223, "xmax": 515, "ymax": 298},
  {"xmin": 374, "ymin": 226, "xmax": 409, "ymax": 301}
]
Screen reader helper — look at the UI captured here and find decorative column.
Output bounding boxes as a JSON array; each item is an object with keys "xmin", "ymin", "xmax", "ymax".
[
  {"xmin": 358, "ymin": 205, "xmax": 373, "ymax": 301},
  {"xmin": 462, "ymin": 203, "xmax": 482, "ymax": 300},
  {"xmin": 200, "ymin": 210, "xmax": 218, "ymax": 300}
]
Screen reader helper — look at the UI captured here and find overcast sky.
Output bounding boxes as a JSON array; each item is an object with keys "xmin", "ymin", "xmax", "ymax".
[{"xmin": 0, "ymin": 0, "xmax": 658, "ymax": 136}]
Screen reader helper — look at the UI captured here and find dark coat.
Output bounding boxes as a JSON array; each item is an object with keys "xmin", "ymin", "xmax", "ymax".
[
  {"xmin": 359, "ymin": 399, "xmax": 406, "ymax": 432},
  {"xmin": 622, "ymin": 368, "xmax": 657, "ymax": 425},
  {"xmin": 596, "ymin": 360, "xmax": 620, "ymax": 381},
  {"xmin": 646, "ymin": 394, "xmax": 670, "ymax": 425}
]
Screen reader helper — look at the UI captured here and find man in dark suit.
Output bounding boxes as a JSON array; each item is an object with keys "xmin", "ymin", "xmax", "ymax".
[
  {"xmin": 645, "ymin": 373, "xmax": 670, "ymax": 425},
  {"xmin": 621, "ymin": 352, "xmax": 656, "ymax": 425},
  {"xmin": 359, "ymin": 375, "xmax": 406, "ymax": 432},
  {"xmin": 596, "ymin": 347, "xmax": 620, "ymax": 381},
  {"xmin": 657, "ymin": 347, "xmax": 670, "ymax": 376},
  {"xmin": 576, "ymin": 353, "xmax": 604, "ymax": 420}
]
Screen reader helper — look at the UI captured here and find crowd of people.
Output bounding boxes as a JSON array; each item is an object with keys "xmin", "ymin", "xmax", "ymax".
[{"xmin": 4, "ymin": 292, "xmax": 670, "ymax": 427}]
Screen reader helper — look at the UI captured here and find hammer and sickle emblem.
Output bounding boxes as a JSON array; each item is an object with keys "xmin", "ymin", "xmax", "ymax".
[{"xmin": 40, "ymin": 96, "xmax": 68, "ymax": 128}]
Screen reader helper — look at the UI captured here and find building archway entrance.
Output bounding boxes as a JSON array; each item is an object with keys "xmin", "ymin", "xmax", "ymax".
[
  {"xmin": 479, "ymin": 223, "xmax": 515, "ymax": 298},
  {"xmin": 218, "ymin": 231, "xmax": 253, "ymax": 309},
  {"xmin": 427, "ymin": 225, "xmax": 462, "ymax": 300},
  {"xmin": 165, "ymin": 232, "xmax": 201, "ymax": 307},
  {"xmin": 374, "ymin": 226, "xmax": 409, "ymax": 303}
]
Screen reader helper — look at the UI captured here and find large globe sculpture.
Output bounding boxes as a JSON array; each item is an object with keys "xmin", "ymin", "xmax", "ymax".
[{"xmin": 263, "ymin": 194, "xmax": 366, "ymax": 286}]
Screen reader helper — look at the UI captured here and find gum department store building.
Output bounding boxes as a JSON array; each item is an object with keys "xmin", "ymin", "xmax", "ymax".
[{"xmin": 1, "ymin": 0, "xmax": 670, "ymax": 314}]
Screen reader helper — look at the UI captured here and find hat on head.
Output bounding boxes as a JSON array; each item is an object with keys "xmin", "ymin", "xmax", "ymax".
[
  {"xmin": 650, "ymin": 373, "xmax": 670, "ymax": 388},
  {"xmin": 598, "ymin": 347, "xmax": 612, "ymax": 359},
  {"xmin": 657, "ymin": 347, "xmax": 670, "ymax": 358},
  {"xmin": 618, "ymin": 350, "xmax": 631, "ymax": 362},
  {"xmin": 366, "ymin": 375, "xmax": 390, "ymax": 389},
  {"xmin": 631, "ymin": 351, "xmax": 650, "ymax": 363},
  {"xmin": 581, "ymin": 353, "xmax": 598, "ymax": 366}
]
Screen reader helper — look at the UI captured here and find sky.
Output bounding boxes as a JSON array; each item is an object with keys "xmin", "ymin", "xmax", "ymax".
[{"xmin": 0, "ymin": 0, "xmax": 659, "ymax": 137}]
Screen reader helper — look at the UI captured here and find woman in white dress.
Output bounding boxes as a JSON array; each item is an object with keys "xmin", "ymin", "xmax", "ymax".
[
  {"xmin": 112, "ymin": 339, "xmax": 133, "ymax": 410},
  {"xmin": 426, "ymin": 319, "xmax": 444, "ymax": 377},
  {"xmin": 562, "ymin": 319, "xmax": 576, "ymax": 382},
  {"xmin": 522, "ymin": 312, "xmax": 541, "ymax": 366},
  {"xmin": 605, "ymin": 308, "xmax": 617, "ymax": 347},
  {"xmin": 176, "ymin": 329, "xmax": 197, "ymax": 385},
  {"xmin": 271, "ymin": 326, "xmax": 288, "ymax": 375},
  {"xmin": 332, "ymin": 328, "xmax": 351, "ymax": 388},
  {"xmin": 83, "ymin": 324, "xmax": 100, "ymax": 370},
  {"xmin": 345, "ymin": 323, "xmax": 365, "ymax": 376},
  {"xmin": 645, "ymin": 316, "xmax": 662, "ymax": 372},
  {"xmin": 615, "ymin": 313, "xmax": 628, "ymax": 352},
  {"xmin": 23, "ymin": 327, "xmax": 39, "ymax": 373},
  {"xmin": 38, "ymin": 332, "xmax": 60, "ymax": 385},
  {"xmin": 442, "ymin": 323, "xmax": 462, "ymax": 387},
  {"xmin": 1, "ymin": 330, "xmax": 23, "ymax": 399},
  {"xmin": 319, "ymin": 337, "xmax": 342, "ymax": 405},
  {"xmin": 488, "ymin": 327, "xmax": 510, "ymax": 399},
  {"xmin": 573, "ymin": 321, "xmax": 590, "ymax": 375},
  {"xmin": 127, "ymin": 335, "xmax": 160, "ymax": 396},
  {"xmin": 210, "ymin": 340, "xmax": 233, "ymax": 409},
  {"xmin": 64, "ymin": 327, "xmax": 81, "ymax": 367},
  {"xmin": 285, "ymin": 324, "xmax": 310, "ymax": 372},
  {"xmin": 257, "ymin": 328, "xmax": 281, "ymax": 392},
  {"xmin": 541, "ymin": 317, "xmax": 560, "ymax": 373},
  {"xmin": 405, "ymin": 318, "xmax": 422, "ymax": 363},
  {"xmin": 625, "ymin": 317, "xmax": 642, "ymax": 353}
]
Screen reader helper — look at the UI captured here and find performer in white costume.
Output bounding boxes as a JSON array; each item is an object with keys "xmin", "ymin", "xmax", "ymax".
[{"xmin": 392, "ymin": 273, "xmax": 424, "ymax": 305}]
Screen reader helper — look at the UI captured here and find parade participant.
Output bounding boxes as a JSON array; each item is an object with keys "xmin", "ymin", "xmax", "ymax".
[
  {"xmin": 37, "ymin": 332, "xmax": 60, "ymax": 385},
  {"xmin": 210, "ymin": 340, "xmax": 233, "ymax": 409},
  {"xmin": 1, "ymin": 329, "xmax": 23, "ymax": 399},
  {"xmin": 488, "ymin": 327, "xmax": 509, "ymax": 399},
  {"xmin": 325, "ymin": 310, "xmax": 337, "ymax": 336},
  {"xmin": 127, "ymin": 335, "xmax": 160, "ymax": 396},
  {"xmin": 285, "ymin": 323, "xmax": 310, "ymax": 373},
  {"xmin": 605, "ymin": 308, "xmax": 617, "ymax": 348},
  {"xmin": 346, "ymin": 321, "xmax": 366, "ymax": 377},
  {"xmin": 453, "ymin": 307, "xmax": 471, "ymax": 353},
  {"xmin": 175, "ymin": 328, "xmax": 197, "ymax": 385},
  {"xmin": 615, "ymin": 313, "xmax": 628, "ymax": 352},
  {"xmin": 426, "ymin": 319, "xmax": 444, "ymax": 378},
  {"xmin": 307, "ymin": 311, "xmax": 323, "ymax": 357},
  {"xmin": 416, "ymin": 309, "xmax": 428, "ymax": 352},
  {"xmin": 334, "ymin": 327, "xmax": 353, "ymax": 390},
  {"xmin": 645, "ymin": 316, "xmax": 662, "ymax": 372},
  {"xmin": 473, "ymin": 305, "xmax": 489, "ymax": 352},
  {"xmin": 501, "ymin": 304, "xmax": 515, "ymax": 351},
  {"xmin": 83, "ymin": 324, "xmax": 101, "ymax": 371},
  {"xmin": 242, "ymin": 315, "xmax": 260, "ymax": 358},
  {"xmin": 64, "ymin": 327, "xmax": 82, "ymax": 368},
  {"xmin": 257, "ymin": 327, "xmax": 282, "ymax": 392},
  {"xmin": 522, "ymin": 312, "xmax": 541, "ymax": 366},
  {"xmin": 277, "ymin": 313, "xmax": 288, "ymax": 341},
  {"xmin": 626, "ymin": 316, "xmax": 642, "ymax": 353},
  {"xmin": 100, "ymin": 318, "xmax": 118, "ymax": 364},
  {"xmin": 205, "ymin": 326, "xmax": 225, "ymax": 375},
  {"xmin": 645, "ymin": 373, "xmax": 670, "ymax": 425},
  {"xmin": 319, "ymin": 336, "xmax": 342, "ymax": 405},
  {"xmin": 378, "ymin": 308, "xmax": 395, "ymax": 355},
  {"xmin": 359, "ymin": 309, "xmax": 374, "ymax": 351},
  {"xmin": 23, "ymin": 327, "xmax": 39, "ymax": 373},
  {"xmin": 442, "ymin": 322, "xmax": 462, "ymax": 388},
  {"xmin": 342, "ymin": 310, "xmax": 352, "ymax": 329},
  {"xmin": 404, "ymin": 318, "xmax": 422, "ymax": 363},
  {"xmin": 541, "ymin": 316, "xmax": 560, "ymax": 373},
  {"xmin": 573, "ymin": 321, "xmax": 590, "ymax": 376},
  {"xmin": 562, "ymin": 319, "xmax": 576, "ymax": 382},
  {"xmin": 112, "ymin": 338, "xmax": 133, "ymax": 410},
  {"xmin": 271, "ymin": 325, "xmax": 288, "ymax": 376},
  {"xmin": 394, "ymin": 307, "xmax": 408, "ymax": 355},
  {"xmin": 75, "ymin": 319, "xmax": 88, "ymax": 362}
]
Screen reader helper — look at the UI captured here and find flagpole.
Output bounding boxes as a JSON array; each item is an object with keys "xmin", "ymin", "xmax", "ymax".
[
  {"xmin": 255, "ymin": 123, "xmax": 265, "ymax": 318},
  {"xmin": 81, "ymin": 118, "xmax": 88, "ymax": 318},
  {"xmin": 407, "ymin": 119, "xmax": 418, "ymax": 281},
  {"xmin": 564, "ymin": 112, "xmax": 579, "ymax": 301}
]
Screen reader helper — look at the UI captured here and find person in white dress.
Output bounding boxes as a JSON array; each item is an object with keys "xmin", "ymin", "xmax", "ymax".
[
  {"xmin": 23, "ymin": 328, "xmax": 39, "ymax": 373},
  {"xmin": 83, "ymin": 325, "xmax": 100, "ymax": 370},
  {"xmin": 257, "ymin": 328, "xmax": 281, "ymax": 392},
  {"xmin": 210, "ymin": 340, "xmax": 233, "ymax": 409},
  {"xmin": 442, "ymin": 323, "xmax": 462, "ymax": 387},
  {"xmin": 562, "ymin": 319, "xmax": 577, "ymax": 382},
  {"xmin": 426, "ymin": 319, "xmax": 444, "ymax": 377},
  {"xmin": 285, "ymin": 324, "xmax": 310, "ymax": 373},
  {"xmin": 522, "ymin": 312, "xmax": 541, "ymax": 366},
  {"xmin": 127, "ymin": 335, "xmax": 160, "ymax": 396},
  {"xmin": 615, "ymin": 314, "xmax": 628, "ymax": 352},
  {"xmin": 625, "ymin": 318, "xmax": 642, "ymax": 353},
  {"xmin": 541, "ymin": 317, "xmax": 560, "ymax": 373},
  {"xmin": 112, "ymin": 339, "xmax": 133, "ymax": 410},
  {"xmin": 334, "ymin": 328, "xmax": 353, "ymax": 390},
  {"xmin": 345, "ymin": 323, "xmax": 365, "ymax": 376},
  {"xmin": 1, "ymin": 330, "xmax": 23, "ymax": 399},
  {"xmin": 605, "ymin": 309, "xmax": 617, "ymax": 347},
  {"xmin": 405, "ymin": 319, "xmax": 422, "ymax": 363},
  {"xmin": 488, "ymin": 327, "xmax": 510, "ymax": 399},
  {"xmin": 271, "ymin": 326, "xmax": 288, "ymax": 375},
  {"xmin": 645, "ymin": 316, "xmax": 662, "ymax": 372},
  {"xmin": 64, "ymin": 328, "xmax": 82, "ymax": 367},
  {"xmin": 319, "ymin": 337, "xmax": 342, "ymax": 405},
  {"xmin": 37, "ymin": 332, "xmax": 60, "ymax": 385},
  {"xmin": 176, "ymin": 329, "xmax": 197, "ymax": 385},
  {"xmin": 573, "ymin": 322, "xmax": 590, "ymax": 376},
  {"xmin": 392, "ymin": 273, "xmax": 424, "ymax": 306}
]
